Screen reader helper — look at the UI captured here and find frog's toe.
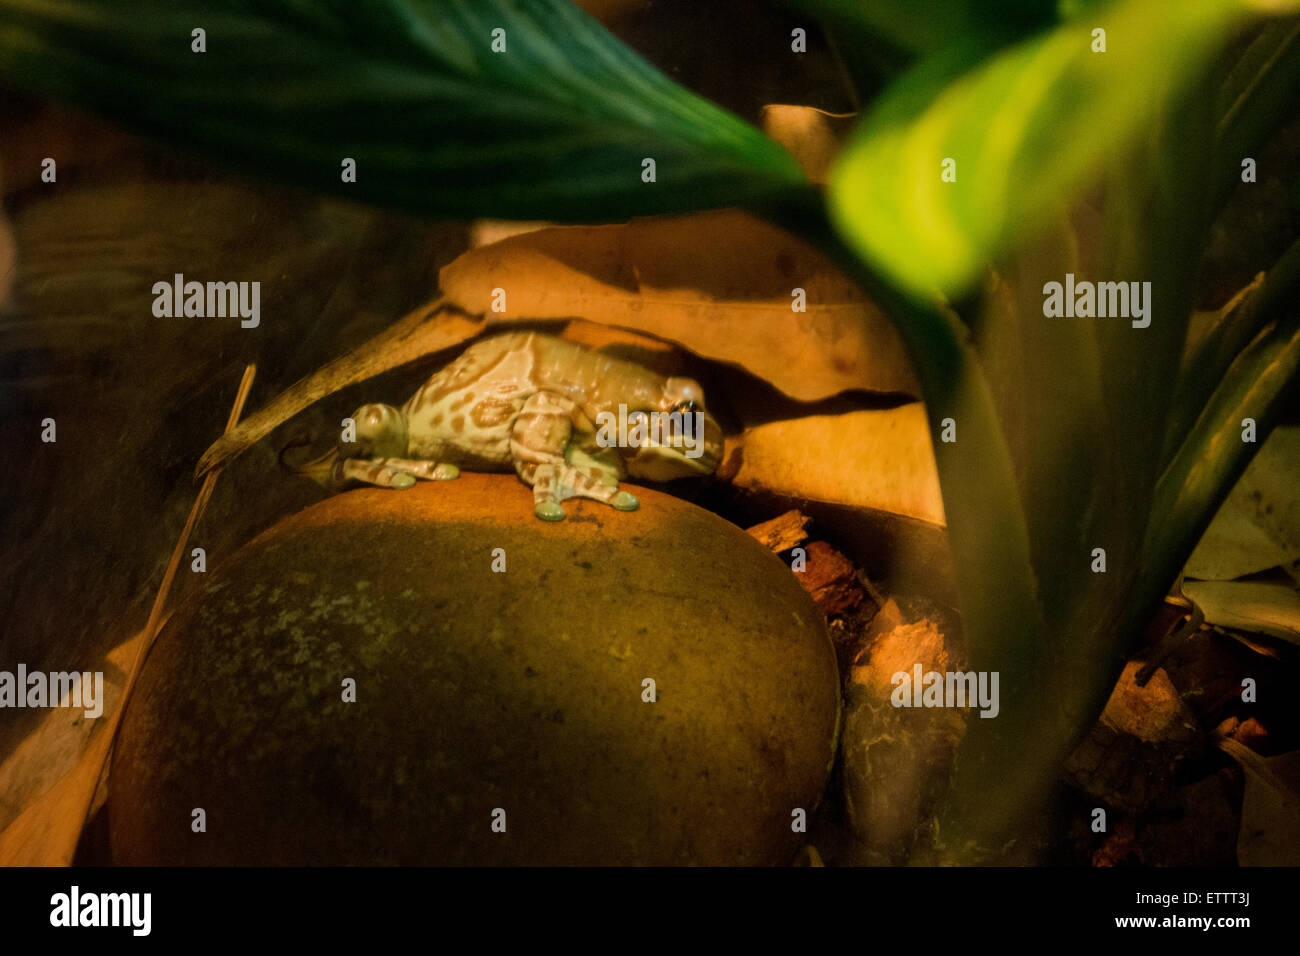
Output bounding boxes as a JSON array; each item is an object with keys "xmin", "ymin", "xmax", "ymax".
[
  {"xmin": 434, "ymin": 463, "xmax": 459, "ymax": 480},
  {"xmin": 535, "ymin": 500, "xmax": 566, "ymax": 522},
  {"xmin": 393, "ymin": 473, "xmax": 417, "ymax": 490},
  {"xmin": 612, "ymin": 491, "xmax": 639, "ymax": 512}
]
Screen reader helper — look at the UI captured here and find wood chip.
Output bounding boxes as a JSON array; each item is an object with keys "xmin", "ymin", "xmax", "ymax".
[
  {"xmin": 745, "ymin": 510, "xmax": 810, "ymax": 553},
  {"xmin": 796, "ymin": 541, "xmax": 864, "ymax": 616}
]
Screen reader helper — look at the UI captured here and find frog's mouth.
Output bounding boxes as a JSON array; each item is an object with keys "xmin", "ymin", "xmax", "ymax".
[{"xmin": 624, "ymin": 413, "xmax": 724, "ymax": 480}]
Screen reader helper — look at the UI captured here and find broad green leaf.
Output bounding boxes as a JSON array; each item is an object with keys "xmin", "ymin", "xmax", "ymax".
[
  {"xmin": 820, "ymin": 0, "xmax": 1293, "ymax": 859},
  {"xmin": 1154, "ymin": 239, "xmax": 1300, "ymax": 575},
  {"xmin": 1212, "ymin": 16, "xmax": 1300, "ymax": 217},
  {"xmin": 1150, "ymin": 301, "xmax": 1300, "ymax": 593},
  {"xmin": 971, "ymin": 215, "xmax": 1110, "ymax": 632},
  {"xmin": 1219, "ymin": 16, "xmax": 1300, "ymax": 137},
  {"xmin": 1091, "ymin": 73, "xmax": 1217, "ymax": 550},
  {"xmin": 938, "ymin": 87, "xmax": 1223, "ymax": 858},
  {"xmin": 828, "ymin": 0, "xmax": 1251, "ymax": 301},
  {"xmin": 1165, "ymin": 238, "xmax": 1300, "ymax": 473},
  {"xmin": 0, "ymin": 0, "xmax": 811, "ymax": 221},
  {"xmin": 793, "ymin": 212, "xmax": 1049, "ymax": 861},
  {"xmin": 804, "ymin": 0, "xmax": 1300, "ymax": 861},
  {"xmin": 1164, "ymin": 278, "xmax": 1267, "ymax": 465}
]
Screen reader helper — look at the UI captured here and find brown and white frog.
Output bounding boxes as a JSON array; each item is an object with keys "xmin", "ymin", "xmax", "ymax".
[{"xmin": 290, "ymin": 331, "xmax": 724, "ymax": 521}]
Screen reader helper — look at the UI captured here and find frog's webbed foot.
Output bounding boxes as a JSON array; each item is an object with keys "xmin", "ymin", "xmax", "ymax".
[
  {"xmin": 534, "ymin": 499, "xmax": 566, "ymax": 522},
  {"xmin": 524, "ymin": 463, "xmax": 633, "ymax": 520},
  {"xmin": 338, "ymin": 457, "xmax": 459, "ymax": 490}
]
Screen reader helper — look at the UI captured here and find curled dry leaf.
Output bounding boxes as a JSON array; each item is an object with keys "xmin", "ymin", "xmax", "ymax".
[
  {"xmin": 1183, "ymin": 580, "xmax": 1300, "ymax": 647},
  {"xmin": 199, "ymin": 209, "xmax": 919, "ymax": 477},
  {"xmin": 0, "ymin": 624, "xmax": 145, "ymax": 866},
  {"xmin": 437, "ymin": 209, "xmax": 919, "ymax": 402},
  {"xmin": 469, "ymin": 219, "xmax": 553, "ymax": 249},
  {"xmin": 726, "ymin": 406, "xmax": 945, "ymax": 526},
  {"xmin": 1217, "ymin": 738, "xmax": 1300, "ymax": 866}
]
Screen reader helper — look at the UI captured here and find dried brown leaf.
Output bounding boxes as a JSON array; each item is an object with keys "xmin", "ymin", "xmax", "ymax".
[
  {"xmin": 0, "ymin": 626, "xmax": 144, "ymax": 866},
  {"xmin": 438, "ymin": 209, "xmax": 919, "ymax": 402},
  {"xmin": 198, "ymin": 210, "xmax": 918, "ymax": 478},
  {"xmin": 1218, "ymin": 740, "xmax": 1300, "ymax": 866},
  {"xmin": 1183, "ymin": 580, "xmax": 1300, "ymax": 646},
  {"xmin": 197, "ymin": 303, "xmax": 485, "ymax": 477},
  {"xmin": 727, "ymin": 405, "xmax": 944, "ymax": 525}
]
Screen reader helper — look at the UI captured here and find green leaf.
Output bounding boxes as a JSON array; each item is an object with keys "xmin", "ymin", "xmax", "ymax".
[
  {"xmin": 1212, "ymin": 16, "xmax": 1300, "ymax": 216},
  {"xmin": 791, "ymin": 208, "xmax": 1051, "ymax": 863},
  {"xmin": 1165, "ymin": 241, "xmax": 1300, "ymax": 472},
  {"xmin": 970, "ymin": 215, "xmax": 1111, "ymax": 631},
  {"xmin": 935, "ymin": 86, "xmax": 1223, "ymax": 859},
  {"xmin": 0, "ymin": 0, "xmax": 811, "ymax": 220},
  {"xmin": 828, "ymin": 0, "xmax": 1251, "ymax": 301},
  {"xmin": 1165, "ymin": 279, "xmax": 1267, "ymax": 464},
  {"xmin": 1150, "ymin": 300, "xmax": 1300, "ymax": 594},
  {"xmin": 1156, "ymin": 237, "xmax": 1300, "ymax": 539},
  {"xmin": 1091, "ymin": 73, "xmax": 1218, "ymax": 541},
  {"xmin": 820, "ymin": 0, "xmax": 1293, "ymax": 860}
]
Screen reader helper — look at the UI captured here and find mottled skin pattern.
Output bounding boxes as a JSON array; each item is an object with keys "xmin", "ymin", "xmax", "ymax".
[{"xmin": 313, "ymin": 331, "xmax": 724, "ymax": 521}]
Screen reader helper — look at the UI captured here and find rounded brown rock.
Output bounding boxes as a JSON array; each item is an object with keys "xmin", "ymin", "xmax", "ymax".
[{"xmin": 109, "ymin": 473, "xmax": 840, "ymax": 865}]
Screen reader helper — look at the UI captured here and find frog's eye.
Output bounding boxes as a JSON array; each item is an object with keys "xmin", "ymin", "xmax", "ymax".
[{"xmin": 672, "ymin": 399, "xmax": 697, "ymax": 415}]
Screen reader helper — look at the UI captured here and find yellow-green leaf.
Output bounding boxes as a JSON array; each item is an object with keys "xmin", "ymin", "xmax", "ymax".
[{"xmin": 828, "ymin": 0, "xmax": 1251, "ymax": 300}]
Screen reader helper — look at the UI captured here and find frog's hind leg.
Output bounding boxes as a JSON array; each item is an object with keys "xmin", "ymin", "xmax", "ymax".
[
  {"xmin": 510, "ymin": 392, "xmax": 638, "ymax": 521},
  {"xmin": 565, "ymin": 445, "xmax": 637, "ymax": 510},
  {"xmin": 337, "ymin": 456, "xmax": 458, "ymax": 490}
]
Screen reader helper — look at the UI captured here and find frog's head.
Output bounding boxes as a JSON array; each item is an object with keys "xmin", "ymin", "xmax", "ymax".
[
  {"xmin": 277, "ymin": 402, "xmax": 408, "ymax": 491},
  {"xmin": 341, "ymin": 403, "xmax": 408, "ymax": 459},
  {"xmin": 621, "ymin": 376, "xmax": 724, "ymax": 482}
]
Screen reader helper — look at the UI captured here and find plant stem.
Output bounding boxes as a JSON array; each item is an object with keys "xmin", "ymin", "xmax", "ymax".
[{"xmin": 759, "ymin": 196, "xmax": 1056, "ymax": 862}]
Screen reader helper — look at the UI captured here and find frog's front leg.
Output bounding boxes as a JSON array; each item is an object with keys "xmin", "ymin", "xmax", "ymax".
[
  {"xmin": 336, "ymin": 456, "xmax": 459, "ymax": 490},
  {"xmin": 372, "ymin": 457, "xmax": 460, "ymax": 482},
  {"xmin": 510, "ymin": 391, "xmax": 638, "ymax": 521},
  {"xmin": 337, "ymin": 457, "xmax": 419, "ymax": 490}
]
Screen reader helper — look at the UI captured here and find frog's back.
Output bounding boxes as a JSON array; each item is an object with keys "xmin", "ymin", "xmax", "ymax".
[{"xmin": 400, "ymin": 332, "xmax": 548, "ymax": 468}]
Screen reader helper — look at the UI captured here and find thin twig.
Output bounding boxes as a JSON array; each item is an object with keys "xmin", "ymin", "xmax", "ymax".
[
  {"xmin": 78, "ymin": 364, "xmax": 256, "ymax": 835},
  {"xmin": 1135, "ymin": 593, "xmax": 1205, "ymax": 687}
]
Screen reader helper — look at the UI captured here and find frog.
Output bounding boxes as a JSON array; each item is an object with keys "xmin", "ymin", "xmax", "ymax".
[{"xmin": 288, "ymin": 331, "xmax": 724, "ymax": 521}]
